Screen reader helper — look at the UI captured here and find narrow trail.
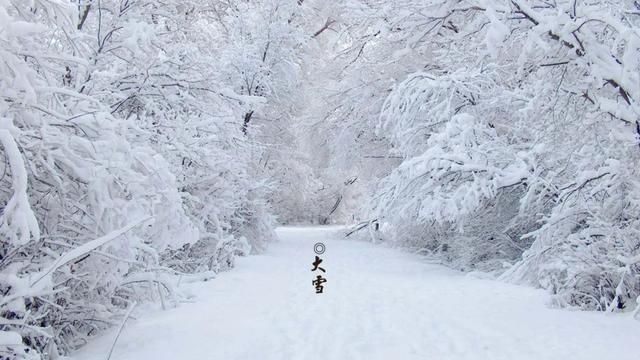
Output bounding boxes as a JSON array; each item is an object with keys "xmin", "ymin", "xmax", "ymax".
[{"xmin": 75, "ymin": 227, "xmax": 637, "ymax": 360}]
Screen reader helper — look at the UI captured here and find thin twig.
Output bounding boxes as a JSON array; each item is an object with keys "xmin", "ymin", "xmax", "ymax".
[{"xmin": 106, "ymin": 301, "xmax": 137, "ymax": 360}]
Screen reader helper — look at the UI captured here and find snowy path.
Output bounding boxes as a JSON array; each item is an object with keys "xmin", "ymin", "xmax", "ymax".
[{"xmin": 75, "ymin": 227, "xmax": 637, "ymax": 360}]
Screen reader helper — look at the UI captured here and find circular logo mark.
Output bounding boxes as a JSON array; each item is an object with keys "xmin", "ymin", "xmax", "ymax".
[{"xmin": 313, "ymin": 242, "xmax": 326, "ymax": 255}]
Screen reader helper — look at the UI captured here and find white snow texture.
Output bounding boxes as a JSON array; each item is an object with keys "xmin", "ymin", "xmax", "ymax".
[{"xmin": 1, "ymin": 0, "xmax": 639, "ymax": 359}]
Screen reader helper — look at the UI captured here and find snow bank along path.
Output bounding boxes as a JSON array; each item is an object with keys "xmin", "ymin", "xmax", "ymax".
[{"xmin": 75, "ymin": 226, "xmax": 637, "ymax": 360}]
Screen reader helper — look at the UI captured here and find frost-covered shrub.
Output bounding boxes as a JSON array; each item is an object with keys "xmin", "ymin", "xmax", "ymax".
[
  {"xmin": 503, "ymin": 158, "xmax": 640, "ymax": 311},
  {"xmin": 373, "ymin": 109, "xmax": 536, "ymax": 271},
  {"xmin": 0, "ymin": 1, "xmax": 199, "ymax": 356}
]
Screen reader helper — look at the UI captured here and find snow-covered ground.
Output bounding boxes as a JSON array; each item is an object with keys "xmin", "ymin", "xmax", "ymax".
[{"xmin": 74, "ymin": 227, "xmax": 638, "ymax": 360}]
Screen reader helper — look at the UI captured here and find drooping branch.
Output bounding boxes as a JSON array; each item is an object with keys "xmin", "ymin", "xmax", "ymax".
[{"xmin": 510, "ymin": 0, "xmax": 633, "ymax": 106}]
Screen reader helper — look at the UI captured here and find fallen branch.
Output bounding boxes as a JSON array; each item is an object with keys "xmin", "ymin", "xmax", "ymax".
[{"xmin": 345, "ymin": 219, "xmax": 378, "ymax": 237}]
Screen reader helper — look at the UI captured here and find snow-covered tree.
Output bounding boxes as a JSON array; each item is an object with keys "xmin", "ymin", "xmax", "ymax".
[
  {"xmin": 0, "ymin": 1, "xmax": 301, "ymax": 358},
  {"xmin": 318, "ymin": 0, "xmax": 640, "ymax": 312}
]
